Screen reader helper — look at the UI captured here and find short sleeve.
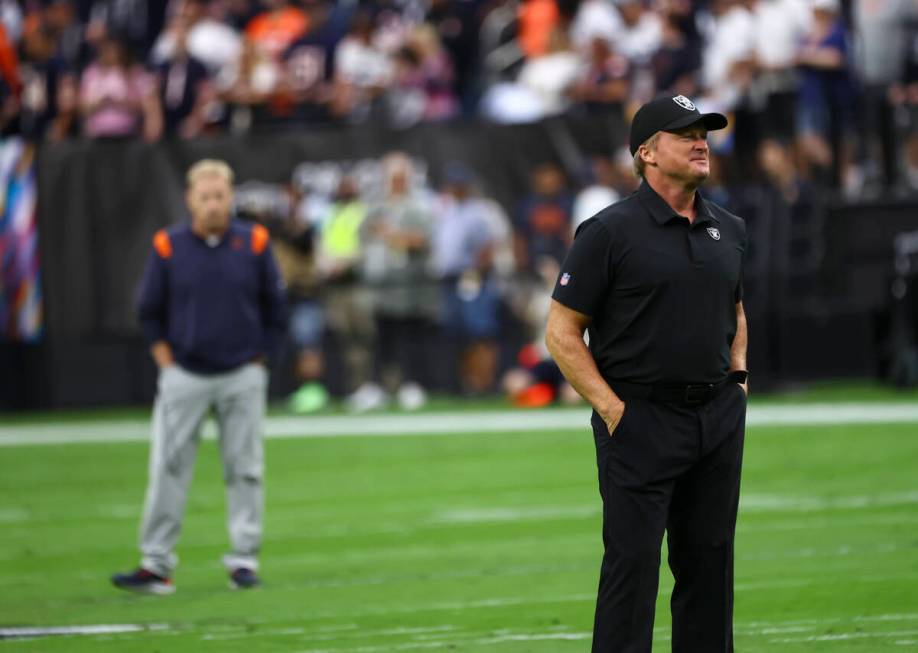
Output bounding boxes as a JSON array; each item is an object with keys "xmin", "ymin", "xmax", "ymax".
[{"xmin": 551, "ymin": 218, "xmax": 613, "ymax": 317}]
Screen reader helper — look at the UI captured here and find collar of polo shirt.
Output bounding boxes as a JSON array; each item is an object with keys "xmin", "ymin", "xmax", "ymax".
[{"xmin": 637, "ymin": 180, "xmax": 718, "ymax": 226}]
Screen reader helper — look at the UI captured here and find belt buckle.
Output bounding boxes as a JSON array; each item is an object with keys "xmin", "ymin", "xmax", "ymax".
[{"xmin": 684, "ymin": 383, "xmax": 714, "ymax": 405}]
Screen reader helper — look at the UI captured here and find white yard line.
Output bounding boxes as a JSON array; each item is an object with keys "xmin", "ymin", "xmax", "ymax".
[
  {"xmin": 284, "ymin": 615, "xmax": 918, "ymax": 651},
  {"xmin": 1, "ymin": 402, "xmax": 918, "ymax": 447},
  {"xmin": 291, "ymin": 621, "xmax": 918, "ymax": 652},
  {"xmin": 0, "ymin": 624, "xmax": 169, "ymax": 639},
  {"xmin": 427, "ymin": 490, "xmax": 918, "ymax": 526}
]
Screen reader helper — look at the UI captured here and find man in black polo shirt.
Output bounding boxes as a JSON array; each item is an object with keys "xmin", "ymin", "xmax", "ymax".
[{"xmin": 546, "ymin": 95, "xmax": 748, "ymax": 652}]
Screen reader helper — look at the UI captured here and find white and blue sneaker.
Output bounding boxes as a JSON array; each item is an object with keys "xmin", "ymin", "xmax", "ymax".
[
  {"xmin": 111, "ymin": 568, "xmax": 175, "ymax": 595},
  {"xmin": 229, "ymin": 568, "xmax": 261, "ymax": 590}
]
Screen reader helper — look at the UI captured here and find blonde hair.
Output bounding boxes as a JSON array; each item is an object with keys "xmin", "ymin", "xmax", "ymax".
[
  {"xmin": 632, "ymin": 132, "xmax": 660, "ymax": 179},
  {"xmin": 186, "ymin": 159, "xmax": 234, "ymax": 187}
]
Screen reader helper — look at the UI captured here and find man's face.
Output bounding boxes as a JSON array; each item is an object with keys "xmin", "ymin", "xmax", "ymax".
[
  {"xmin": 187, "ymin": 174, "xmax": 233, "ymax": 234},
  {"xmin": 389, "ymin": 170, "xmax": 409, "ymax": 196},
  {"xmin": 652, "ymin": 125, "xmax": 710, "ymax": 184},
  {"xmin": 447, "ymin": 183, "xmax": 469, "ymax": 200}
]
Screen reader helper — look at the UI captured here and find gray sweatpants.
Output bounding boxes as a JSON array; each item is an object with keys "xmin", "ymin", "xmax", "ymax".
[{"xmin": 138, "ymin": 363, "xmax": 267, "ymax": 577}]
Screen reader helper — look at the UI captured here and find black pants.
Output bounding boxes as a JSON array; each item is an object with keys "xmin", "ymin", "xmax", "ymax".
[{"xmin": 590, "ymin": 383, "xmax": 747, "ymax": 653}]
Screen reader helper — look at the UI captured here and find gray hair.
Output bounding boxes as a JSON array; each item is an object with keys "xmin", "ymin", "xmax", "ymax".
[{"xmin": 632, "ymin": 132, "xmax": 660, "ymax": 179}]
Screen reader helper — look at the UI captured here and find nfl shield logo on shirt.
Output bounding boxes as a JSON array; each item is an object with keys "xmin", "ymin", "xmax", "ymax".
[
  {"xmin": 706, "ymin": 227, "xmax": 721, "ymax": 241},
  {"xmin": 560, "ymin": 272, "xmax": 571, "ymax": 286}
]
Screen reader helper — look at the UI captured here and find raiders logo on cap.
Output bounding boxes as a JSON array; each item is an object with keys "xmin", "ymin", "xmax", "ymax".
[{"xmin": 673, "ymin": 95, "xmax": 696, "ymax": 111}]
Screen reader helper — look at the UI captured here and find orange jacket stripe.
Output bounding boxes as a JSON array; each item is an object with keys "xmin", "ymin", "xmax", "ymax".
[
  {"xmin": 251, "ymin": 224, "xmax": 269, "ymax": 254},
  {"xmin": 153, "ymin": 230, "xmax": 173, "ymax": 259}
]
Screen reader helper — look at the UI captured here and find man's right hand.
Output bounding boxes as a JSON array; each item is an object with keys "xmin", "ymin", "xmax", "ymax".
[
  {"xmin": 600, "ymin": 400, "xmax": 627, "ymax": 437},
  {"xmin": 151, "ymin": 341, "xmax": 175, "ymax": 369}
]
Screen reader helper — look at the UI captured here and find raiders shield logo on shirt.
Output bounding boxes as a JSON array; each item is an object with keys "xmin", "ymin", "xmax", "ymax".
[{"xmin": 706, "ymin": 227, "xmax": 721, "ymax": 240}]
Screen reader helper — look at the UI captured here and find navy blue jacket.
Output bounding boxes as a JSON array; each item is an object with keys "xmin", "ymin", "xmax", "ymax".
[{"xmin": 136, "ymin": 220, "xmax": 287, "ymax": 374}]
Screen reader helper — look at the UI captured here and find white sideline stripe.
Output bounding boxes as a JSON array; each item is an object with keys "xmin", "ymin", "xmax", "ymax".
[
  {"xmin": 2, "ymin": 402, "xmax": 918, "ymax": 447},
  {"xmin": 0, "ymin": 624, "xmax": 169, "ymax": 639}
]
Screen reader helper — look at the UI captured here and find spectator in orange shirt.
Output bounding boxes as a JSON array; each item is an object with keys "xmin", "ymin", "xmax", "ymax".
[
  {"xmin": 0, "ymin": 21, "xmax": 20, "ymax": 97},
  {"xmin": 0, "ymin": 22, "xmax": 17, "ymax": 133},
  {"xmin": 245, "ymin": 0, "xmax": 309, "ymax": 62},
  {"xmin": 517, "ymin": 0, "xmax": 560, "ymax": 58}
]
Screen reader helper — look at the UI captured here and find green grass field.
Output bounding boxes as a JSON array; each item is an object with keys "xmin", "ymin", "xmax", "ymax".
[{"xmin": 2, "ymin": 392, "xmax": 918, "ymax": 651}]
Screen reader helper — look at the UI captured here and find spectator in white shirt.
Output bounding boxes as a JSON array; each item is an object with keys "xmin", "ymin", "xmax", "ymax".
[
  {"xmin": 573, "ymin": 154, "xmax": 621, "ymax": 229},
  {"xmin": 329, "ymin": 8, "xmax": 392, "ymax": 123},
  {"xmin": 749, "ymin": 0, "xmax": 811, "ymax": 142},
  {"xmin": 699, "ymin": 0, "xmax": 756, "ymax": 113},
  {"xmin": 616, "ymin": 0, "xmax": 663, "ymax": 66},
  {"xmin": 151, "ymin": 0, "xmax": 241, "ymax": 76},
  {"xmin": 852, "ymin": 0, "xmax": 917, "ymax": 189},
  {"xmin": 516, "ymin": 28, "xmax": 584, "ymax": 118},
  {"xmin": 570, "ymin": 0, "xmax": 624, "ymax": 53}
]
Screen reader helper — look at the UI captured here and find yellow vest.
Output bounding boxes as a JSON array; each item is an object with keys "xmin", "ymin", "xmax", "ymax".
[{"xmin": 322, "ymin": 201, "xmax": 366, "ymax": 257}]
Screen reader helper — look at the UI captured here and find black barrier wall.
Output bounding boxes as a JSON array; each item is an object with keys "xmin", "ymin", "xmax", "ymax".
[
  {"xmin": 10, "ymin": 117, "xmax": 918, "ymax": 409},
  {"xmin": 28, "ymin": 117, "xmax": 630, "ymax": 407}
]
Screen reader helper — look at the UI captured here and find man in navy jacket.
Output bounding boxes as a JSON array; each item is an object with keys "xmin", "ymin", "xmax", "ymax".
[{"xmin": 112, "ymin": 159, "xmax": 286, "ymax": 593}]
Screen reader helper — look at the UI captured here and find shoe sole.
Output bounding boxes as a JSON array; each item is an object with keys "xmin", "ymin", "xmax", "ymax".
[
  {"xmin": 112, "ymin": 581, "xmax": 175, "ymax": 595},
  {"xmin": 228, "ymin": 580, "xmax": 261, "ymax": 590}
]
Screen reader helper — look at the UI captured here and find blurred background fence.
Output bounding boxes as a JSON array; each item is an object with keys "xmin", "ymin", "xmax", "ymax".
[{"xmin": 2, "ymin": 111, "xmax": 917, "ymax": 409}]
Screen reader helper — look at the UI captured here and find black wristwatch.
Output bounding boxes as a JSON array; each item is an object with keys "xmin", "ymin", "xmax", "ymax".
[{"xmin": 732, "ymin": 370, "xmax": 748, "ymax": 384}]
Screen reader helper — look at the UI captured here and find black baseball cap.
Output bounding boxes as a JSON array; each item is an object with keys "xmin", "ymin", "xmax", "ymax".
[{"xmin": 629, "ymin": 95, "xmax": 728, "ymax": 155}]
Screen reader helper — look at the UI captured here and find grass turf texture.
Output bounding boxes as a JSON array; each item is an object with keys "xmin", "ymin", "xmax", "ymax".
[{"xmin": 1, "ymin": 406, "xmax": 917, "ymax": 650}]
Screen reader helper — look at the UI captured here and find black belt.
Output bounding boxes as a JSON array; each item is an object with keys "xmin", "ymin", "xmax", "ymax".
[{"xmin": 610, "ymin": 370, "xmax": 747, "ymax": 406}]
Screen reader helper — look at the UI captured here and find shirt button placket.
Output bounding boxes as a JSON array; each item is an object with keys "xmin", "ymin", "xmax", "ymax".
[
  {"xmin": 687, "ymin": 226, "xmax": 698, "ymax": 264},
  {"xmin": 693, "ymin": 223, "xmax": 709, "ymax": 265}
]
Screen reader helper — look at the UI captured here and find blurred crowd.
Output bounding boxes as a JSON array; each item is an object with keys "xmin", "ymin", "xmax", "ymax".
[
  {"xmin": 239, "ymin": 151, "xmax": 636, "ymax": 412},
  {"xmin": 5, "ymin": 0, "xmax": 918, "ymax": 405},
  {"xmin": 2, "ymin": 0, "xmax": 918, "ymax": 197}
]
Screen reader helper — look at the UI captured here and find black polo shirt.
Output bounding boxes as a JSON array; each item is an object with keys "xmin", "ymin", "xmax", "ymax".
[{"xmin": 552, "ymin": 180, "xmax": 746, "ymax": 385}]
